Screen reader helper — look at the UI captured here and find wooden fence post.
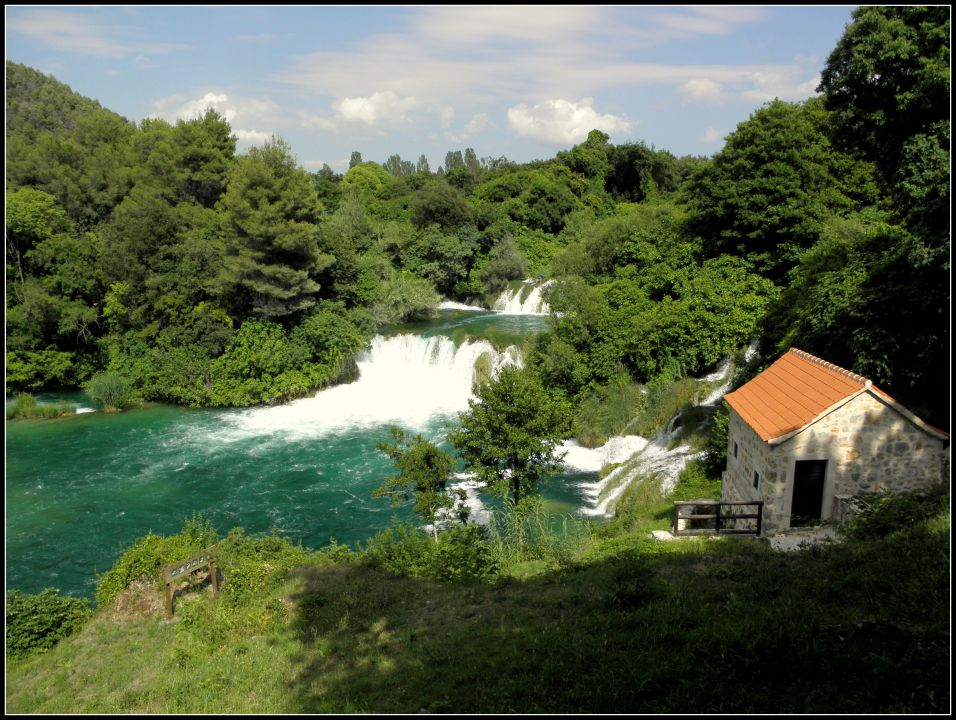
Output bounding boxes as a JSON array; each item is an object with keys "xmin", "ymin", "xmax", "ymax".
[{"xmin": 164, "ymin": 580, "xmax": 174, "ymax": 619}]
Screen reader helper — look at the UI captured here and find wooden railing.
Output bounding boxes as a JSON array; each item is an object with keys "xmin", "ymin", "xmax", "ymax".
[{"xmin": 672, "ymin": 500, "xmax": 763, "ymax": 537}]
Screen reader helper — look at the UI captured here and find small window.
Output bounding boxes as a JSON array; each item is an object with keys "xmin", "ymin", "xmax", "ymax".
[
  {"xmin": 733, "ymin": 441, "xmax": 739, "ymax": 459},
  {"xmin": 753, "ymin": 471, "xmax": 760, "ymax": 489}
]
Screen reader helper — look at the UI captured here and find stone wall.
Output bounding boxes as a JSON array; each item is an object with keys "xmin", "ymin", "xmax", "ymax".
[{"xmin": 722, "ymin": 390, "xmax": 949, "ymax": 536}]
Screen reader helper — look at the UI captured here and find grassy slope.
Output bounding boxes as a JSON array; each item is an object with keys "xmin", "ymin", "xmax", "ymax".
[{"xmin": 6, "ymin": 488, "xmax": 949, "ymax": 714}]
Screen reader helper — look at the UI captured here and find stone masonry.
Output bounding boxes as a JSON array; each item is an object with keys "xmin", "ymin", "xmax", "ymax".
[{"xmin": 721, "ymin": 390, "xmax": 949, "ymax": 536}]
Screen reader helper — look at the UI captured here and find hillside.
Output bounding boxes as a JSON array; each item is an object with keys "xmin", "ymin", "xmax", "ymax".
[{"xmin": 5, "ymin": 482, "xmax": 950, "ymax": 713}]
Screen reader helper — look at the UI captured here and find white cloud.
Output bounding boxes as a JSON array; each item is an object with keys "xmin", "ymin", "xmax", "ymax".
[
  {"xmin": 150, "ymin": 91, "xmax": 281, "ymax": 150},
  {"xmin": 464, "ymin": 113, "xmax": 492, "ymax": 136},
  {"xmin": 334, "ymin": 91, "xmax": 417, "ymax": 126},
  {"xmin": 414, "ymin": 6, "xmax": 601, "ymax": 45},
  {"xmin": 7, "ymin": 9, "xmax": 182, "ymax": 58},
  {"xmin": 741, "ymin": 71, "xmax": 821, "ymax": 102},
  {"xmin": 234, "ymin": 129, "xmax": 272, "ymax": 146},
  {"xmin": 700, "ymin": 126, "xmax": 723, "ymax": 144},
  {"xmin": 507, "ymin": 98, "xmax": 630, "ymax": 146},
  {"xmin": 446, "ymin": 113, "xmax": 494, "ymax": 143},
  {"xmin": 678, "ymin": 79, "xmax": 727, "ymax": 104},
  {"xmin": 300, "ymin": 92, "xmax": 419, "ymax": 133}
]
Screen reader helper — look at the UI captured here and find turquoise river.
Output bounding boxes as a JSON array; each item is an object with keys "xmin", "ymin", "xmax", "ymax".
[{"xmin": 6, "ymin": 309, "xmax": 597, "ymax": 599}]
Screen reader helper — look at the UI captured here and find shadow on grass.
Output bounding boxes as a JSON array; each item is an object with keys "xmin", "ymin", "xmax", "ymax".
[{"xmin": 281, "ymin": 526, "xmax": 949, "ymax": 714}]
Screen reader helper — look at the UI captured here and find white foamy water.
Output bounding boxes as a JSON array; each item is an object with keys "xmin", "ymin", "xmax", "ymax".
[
  {"xmin": 223, "ymin": 333, "xmax": 520, "ymax": 440},
  {"xmin": 577, "ymin": 439, "xmax": 704, "ymax": 517},
  {"xmin": 564, "ymin": 433, "xmax": 700, "ymax": 518},
  {"xmin": 568, "ymin": 341, "xmax": 760, "ymax": 517},
  {"xmin": 493, "ymin": 280, "xmax": 552, "ymax": 315},
  {"xmin": 699, "ymin": 340, "xmax": 759, "ymax": 406},
  {"xmin": 560, "ymin": 436, "xmax": 650, "ymax": 473},
  {"xmin": 75, "ymin": 407, "xmax": 95, "ymax": 414},
  {"xmin": 438, "ymin": 300, "xmax": 488, "ymax": 312}
]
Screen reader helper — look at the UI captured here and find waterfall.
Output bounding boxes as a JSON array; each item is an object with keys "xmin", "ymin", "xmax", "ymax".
[
  {"xmin": 438, "ymin": 300, "xmax": 487, "ymax": 312},
  {"xmin": 493, "ymin": 280, "xmax": 552, "ymax": 315},
  {"xmin": 576, "ymin": 439, "xmax": 704, "ymax": 518},
  {"xmin": 564, "ymin": 343, "xmax": 758, "ymax": 518},
  {"xmin": 225, "ymin": 334, "xmax": 520, "ymax": 439}
]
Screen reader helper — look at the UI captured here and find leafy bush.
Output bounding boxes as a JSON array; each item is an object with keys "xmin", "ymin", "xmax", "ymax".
[
  {"xmin": 428, "ymin": 525, "xmax": 499, "ymax": 583},
  {"xmin": 370, "ymin": 269, "xmax": 440, "ymax": 324},
  {"xmin": 5, "ymin": 349, "xmax": 77, "ymax": 391},
  {"xmin": 95, "ymin": 513, "xmax": 219, "ymax": 608},
  {"xmin": 6, "ymin": 589, "xmax": 92, "ymax": 659},
  {"xmin": 702, "ymin": 402, "xmax": 730, "ymax": 476},
  {"xmin": 83, "ymin": 371, "xmax": 140, "ymax": 411},
  {"xmin": 208, "ymin": 309, "xmax": 371, "ymax": 407},
  {"xmin": 628, "ymin": 370, "xmax": 699, "ymax": 437},
  {"xmin": 362, "ymin": 523, "xmax": 436, "ymax": 578},
  {"xmin": 362, "ymin": 522, "xmax": 499, "ymax": 583},
  {"xmin": 214, "ymin": 527, "xmax": 327, "ymax": 607},
  {"xmin": 842, "ymin": 485, "xmax": 950, "ymax": 540}
]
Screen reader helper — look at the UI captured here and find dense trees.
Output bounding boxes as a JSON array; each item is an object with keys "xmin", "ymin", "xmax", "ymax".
[
  {"xmin": 5, "ymin": 17, "xmax": 949, "ymax": 435},
  {"xmin": 759, "ymin": 7, "xmax": 951, "ymax": 427},
  {"xmin": 685, "ymin": 99, "xmax": 877, "ymax": 280},
  {"xmin": 217, "ymin": 138, "xmax": 332, "ymax": 321}
]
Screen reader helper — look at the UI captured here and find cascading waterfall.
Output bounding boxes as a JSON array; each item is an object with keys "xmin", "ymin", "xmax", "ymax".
[
  {"xmin": 224, "ymin": 333, "xmax": 521, "ymax": 440},
  {"xmin": 563, "ymin": 345, "xmax": 754, "ymax": 517},
  {"xmin": 493, "ymin": 280, "xmax": 552, "ymax": 315}
]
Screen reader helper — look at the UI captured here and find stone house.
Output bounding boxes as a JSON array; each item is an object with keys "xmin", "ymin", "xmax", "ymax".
[{"xmin": 720, "ymin": 348, "xmax": 949, "ymax": 536}]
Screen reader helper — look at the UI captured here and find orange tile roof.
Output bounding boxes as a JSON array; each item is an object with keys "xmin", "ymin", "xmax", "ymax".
[{"xmin": 725, "ymin": 348, "xmax": 869, "ymax": 442}]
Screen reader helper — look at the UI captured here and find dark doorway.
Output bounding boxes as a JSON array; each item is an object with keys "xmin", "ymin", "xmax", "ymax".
[{"xmin": 791, "ymin": 459, "xmax": 827, "ymax": 526}]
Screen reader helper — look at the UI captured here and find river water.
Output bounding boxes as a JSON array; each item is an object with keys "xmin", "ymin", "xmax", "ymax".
[{"xmin": 6, "ymin": 306, "xmax": 597, "ymax": 599}]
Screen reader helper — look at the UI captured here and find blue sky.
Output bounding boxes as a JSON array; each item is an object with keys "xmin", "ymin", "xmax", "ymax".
[{"xmin": 6, "ymin": 5, "xmax": 857, "ymax": 172}]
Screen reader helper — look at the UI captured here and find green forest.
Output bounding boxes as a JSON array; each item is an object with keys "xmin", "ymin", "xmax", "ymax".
[
  {"xmin": 5, "ymin": 7, "xmax": 951, "ymax": 713},
  {"xmin": 7, "ymin": 5, "xmax": 949, "ymax": 431}
]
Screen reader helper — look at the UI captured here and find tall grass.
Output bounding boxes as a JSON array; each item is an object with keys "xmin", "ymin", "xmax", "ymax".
[
  {"xmin": 572, "ymin": 374, "xmax": 646, "ymax": 447},
  {"xmin": 6, "ymin": 392, "xmax": 76, "ymax": 420},
  {"xmin": 624, "ymin": 370, "xmax": 700, "ymax": 438},
  {"xmin": 486, "ymin": 496, "xmax": 592, "ymax": 571}
]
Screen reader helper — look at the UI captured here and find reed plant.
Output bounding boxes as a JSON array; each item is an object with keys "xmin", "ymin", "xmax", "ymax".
[
  {"xmin": 486, "ymin": 495, "xmax": 592, "ymax": 571},
  {"xmin": 6, "ymin": 392, "xmax": 76, "ymax": 420}
]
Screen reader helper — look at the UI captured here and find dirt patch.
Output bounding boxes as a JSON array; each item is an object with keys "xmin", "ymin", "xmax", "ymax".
[{"xmin": 105, "ymin": 580, "xmax": 166, "ymax": 621}]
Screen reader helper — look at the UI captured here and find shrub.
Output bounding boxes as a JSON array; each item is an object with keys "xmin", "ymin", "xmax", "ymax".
[
  {"xmin": 702, "ymin": 402, "xmax": 730, "ymax": 476},
  {"xmin": 428, "ymin": 524, "xmax": 499, "ymax": 583},
  {"xmin": 842, "ymin": 485, "xmax": 950, "ymax": 540},
  {"xmin": 83, "ymin": 371, "xmax": 140, "ymax": 411},
  {"xmin": 361, "ymin": 522, "xmax": 499, "ymax": 583},
  {"xmin": 572, "ymin": 374, "xmax": 646, "ymax": 447},
  {"xmin": 214, "ymin": 527, "xmax": 322, "ymax": 607},
  {"xmin": 362, "ymin": 523, "xmax": 442, "ymax": 579},
  {"xmin": 95, "ymin": 513, "xmax": 219, "ymax": 608},
  {"xmin": 6, "ymin": 589, "xmax": 92, "ymax": 659}
]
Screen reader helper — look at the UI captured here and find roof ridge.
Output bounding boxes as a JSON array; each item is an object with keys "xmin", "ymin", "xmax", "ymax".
[{"xmin": 788, "ymin": 348, "xmax": 869, "ymax": 386}]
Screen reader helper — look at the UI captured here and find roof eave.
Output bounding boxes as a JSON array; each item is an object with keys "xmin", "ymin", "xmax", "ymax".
[{"xmin": 866, "ymin": 387, "xmax": 950, "ymax": 441}]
